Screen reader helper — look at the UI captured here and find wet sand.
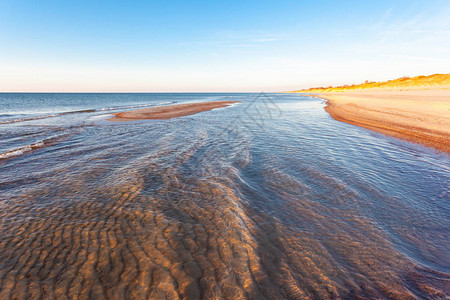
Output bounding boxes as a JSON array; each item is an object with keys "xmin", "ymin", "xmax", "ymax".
[
  {"xmin": 108, "ymin": 101, "xmax": 239, "ymax": 121},
  {"xmin": 2, "ymin": 138, "xmax": 447, "ymax": 299},
  {"xmin": 319, "ymin": 88, "xmax": 450, "ymax": 153}
]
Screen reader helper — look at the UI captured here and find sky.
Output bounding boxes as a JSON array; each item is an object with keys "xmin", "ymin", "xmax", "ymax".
[{"xmin": 0, "ymin": 0, "xmax": 449, "ymax": 92}]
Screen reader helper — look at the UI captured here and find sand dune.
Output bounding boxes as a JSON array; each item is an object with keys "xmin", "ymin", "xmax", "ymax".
[
  {"xmin": 108, "ymin": 101, "xmax": 239, "ymax": 121},
  {"xmin": 291, "ymin": 74, "xmax": 450, "ymax": 93}
]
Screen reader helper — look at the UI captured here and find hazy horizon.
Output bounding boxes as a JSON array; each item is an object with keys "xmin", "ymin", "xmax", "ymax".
[{"xmin": 1, "ymin": 0, "xmax": 449, "ymax": 92}]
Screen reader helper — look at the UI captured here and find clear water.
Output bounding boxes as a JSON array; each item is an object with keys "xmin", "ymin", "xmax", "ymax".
[{"xmin": 0, "ymin": 93, "xmax": 449, "ymax": 299}]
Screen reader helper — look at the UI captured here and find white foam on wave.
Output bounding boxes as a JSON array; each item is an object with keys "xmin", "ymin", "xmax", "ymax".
[
  {"xmin": 0, "ymin": 141, "xmax": 45, "ymax": 159},
  {"xmin": 0, "ymin": 131, "xmax": 73, "ymax": 161},
  {"xmin": 97, "ymin": 101, "xmax": 176, "ymax": 112}
]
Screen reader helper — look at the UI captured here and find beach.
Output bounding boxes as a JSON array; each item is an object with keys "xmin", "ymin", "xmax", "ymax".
[
  {"xmin": 3, "ymin": 0, "xmax": 450, "ymax": 297},
  {"xmin": 108, "ymin": 101, "xmax": 239, "ymax": 121},
  {"xmin": 318, "ymin": 88, "xmax": 450, "ymax": 153}
]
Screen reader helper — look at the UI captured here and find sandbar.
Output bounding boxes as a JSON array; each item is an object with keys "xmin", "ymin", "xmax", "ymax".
[{"xmin": 108, "ymin": 101, "xmax": 239, "ymax": 121}]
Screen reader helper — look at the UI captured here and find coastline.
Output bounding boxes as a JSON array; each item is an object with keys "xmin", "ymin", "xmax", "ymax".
[
  {"xmin": 108, "ymin": 101, "xmax": 239, "ymax": 121},
  {"xmin": 2, "ymin": 93, "xmax": 449, "ymax": 298},
  {"xmin": 315, "ymin": 89, "xmax": 450, "ymax": 153}
]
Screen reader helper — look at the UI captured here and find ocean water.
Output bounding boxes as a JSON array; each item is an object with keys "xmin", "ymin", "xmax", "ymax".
[{"xmin": 0, "ymin": 93, "xmax": 449, "ymax": 299}]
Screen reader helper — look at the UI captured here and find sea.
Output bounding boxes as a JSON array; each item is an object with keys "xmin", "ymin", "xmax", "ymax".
[{"xmin": 0, "ymin": 93, "xmax": 449, "ymax": 299}]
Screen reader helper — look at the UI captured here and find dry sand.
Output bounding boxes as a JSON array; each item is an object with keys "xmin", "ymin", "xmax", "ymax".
[
  {"xmin": 108, "ymin": 101, "xmax": 239, "ymax": 121},
  {"xmin": 319, "ymin": 88, "xmax": 450, "ymax": 153}
]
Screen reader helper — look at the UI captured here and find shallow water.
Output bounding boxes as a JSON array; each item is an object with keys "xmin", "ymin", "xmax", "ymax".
[{"xmin": 0, "ymin": 93, "xmax": 449, "ymax": 299}]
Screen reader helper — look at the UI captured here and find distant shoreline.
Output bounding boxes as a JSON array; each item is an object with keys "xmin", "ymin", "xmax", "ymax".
[{"xmin": 108, "ymin": 101, "xmax": 239, "ymax": 121}]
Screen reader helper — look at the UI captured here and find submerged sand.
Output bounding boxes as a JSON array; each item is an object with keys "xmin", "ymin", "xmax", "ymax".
[
  {"xmin": 319, "ymin": 88, "xmax": 450, "ymax": 153},
  {"xmin": 108, "ymin": 101, "xmax": 239, "ymax": 121}
]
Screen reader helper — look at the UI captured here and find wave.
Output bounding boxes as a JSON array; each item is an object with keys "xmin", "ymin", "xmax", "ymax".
[
  {"xmin": 97, "ymin": 101, "xmax": 176, "ymax": 112},
  {"xmin": 0, "ymin": 114, "xmax": 60, "ymax": 125},
  {"xmin": 0, "ymin": 111, "xmax": 96, "ymax": 125},
  {"xmin": 0, "ymin": 101, "xmax": 176, "ymax": 125},
  {"xmin": 0, "ymin": 133, "xmax": 70, "ymax": 160},
  {"xmin": 0, "ymin": 114, "xmax": 21, "ymax": 118}
]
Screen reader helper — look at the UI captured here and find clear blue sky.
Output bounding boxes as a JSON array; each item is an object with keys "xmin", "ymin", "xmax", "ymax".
[{"xmin": 1, "ymin": 0, "xmax": 449, "ymax": 92}]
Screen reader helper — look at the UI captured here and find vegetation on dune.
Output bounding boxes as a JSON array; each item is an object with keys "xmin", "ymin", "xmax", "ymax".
[{"xmin": 291, "ymin": 73, "xmax": 450, "ymax": 93}]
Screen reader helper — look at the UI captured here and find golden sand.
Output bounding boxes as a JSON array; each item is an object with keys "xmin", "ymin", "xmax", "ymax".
[
  {"xmin": 290, "ymin": 74, "xmax": 450, "ymax": 153},
  {"xmin": 108, "ymin": 101, "xmax": 239, "ymax": 121},
  {"xmin": 321, "ymin": 89, "xmax": 450, "ymax": 153}
]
